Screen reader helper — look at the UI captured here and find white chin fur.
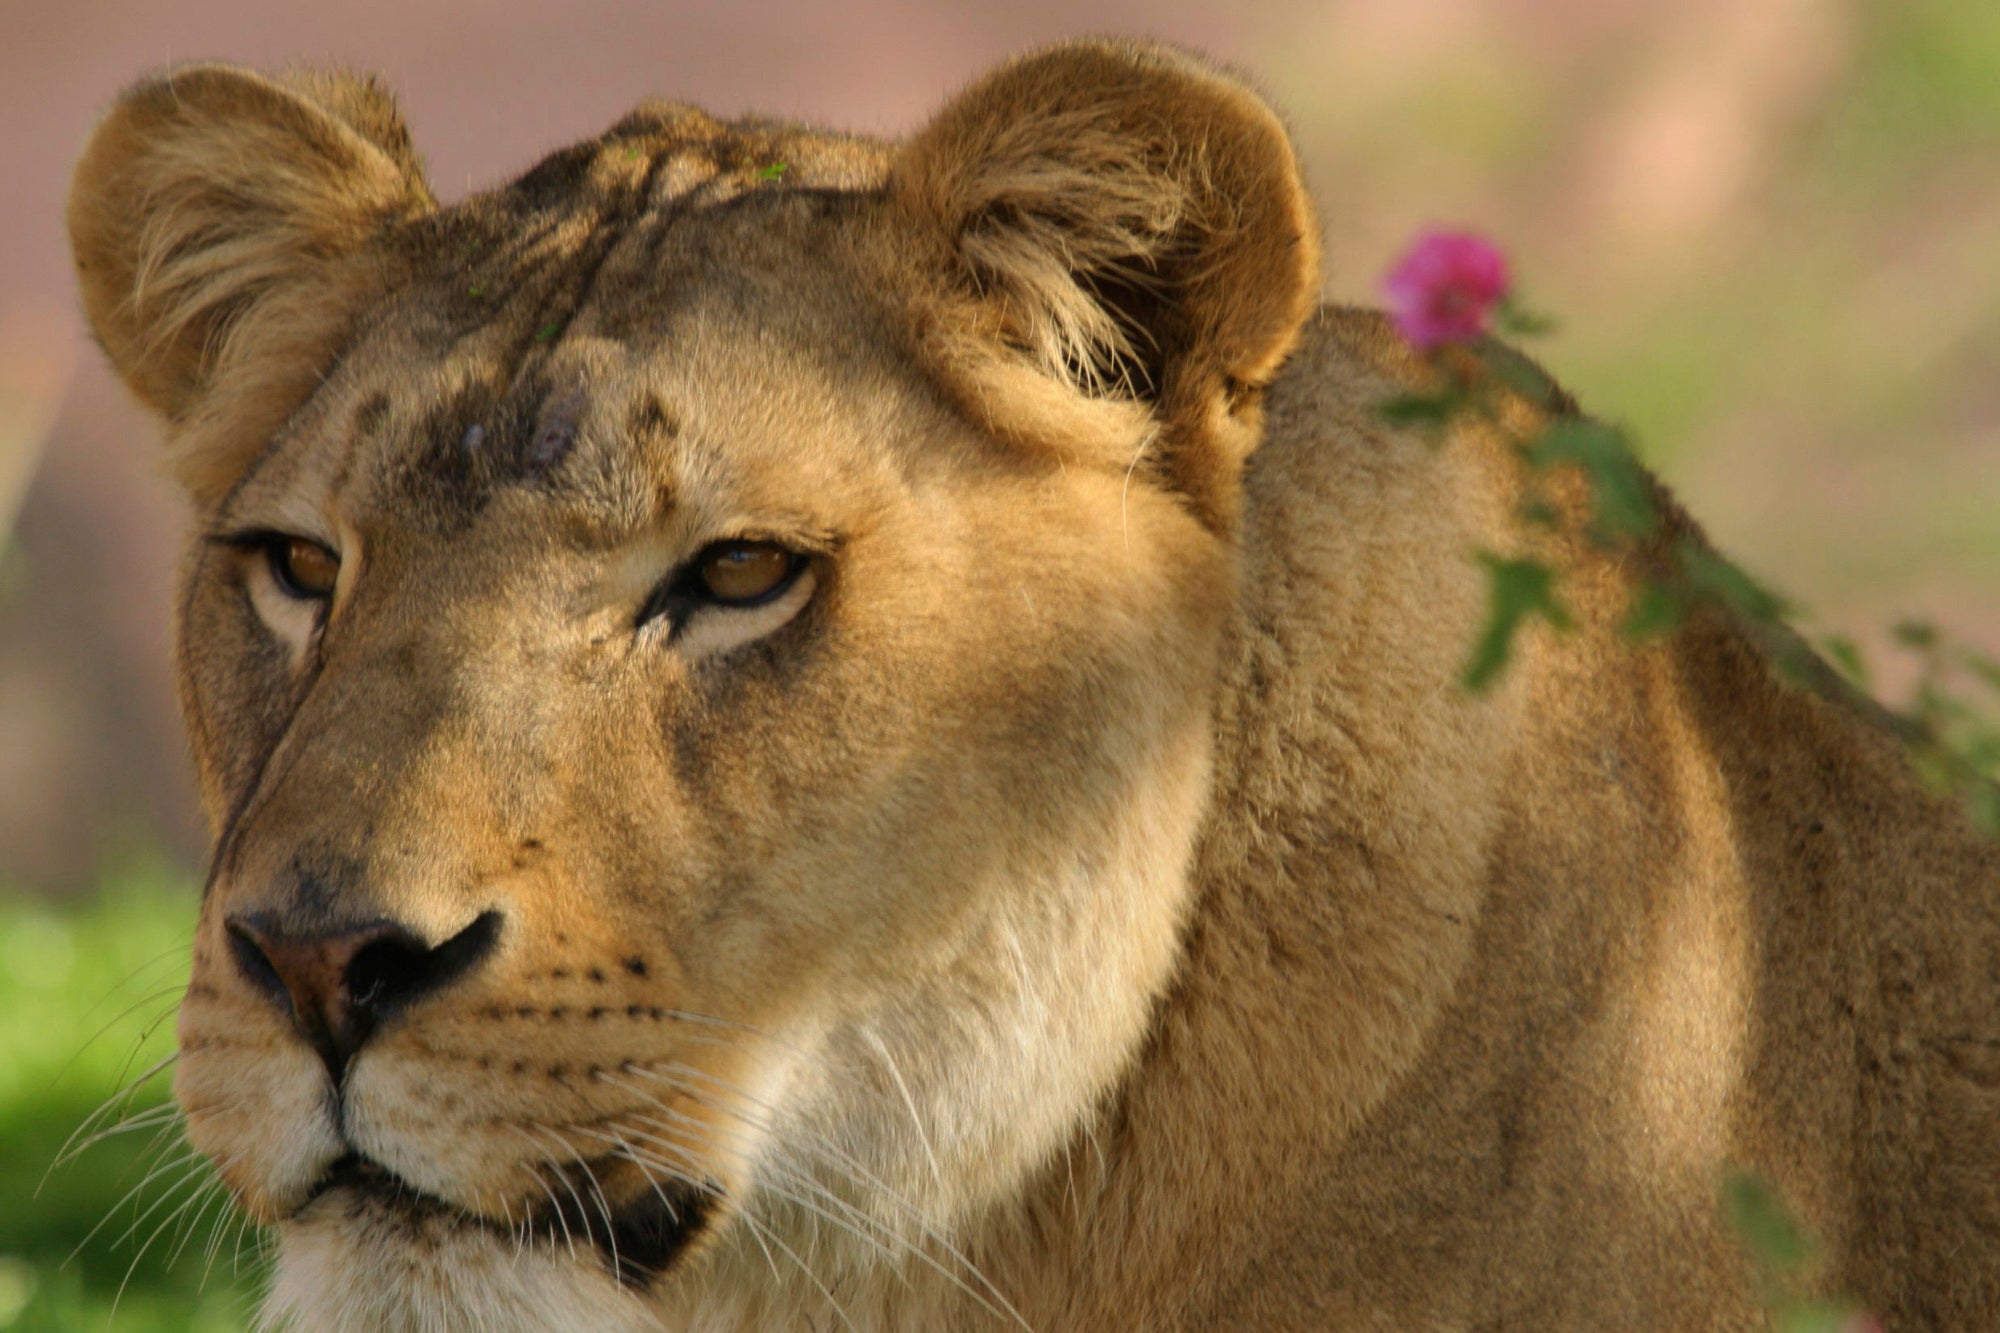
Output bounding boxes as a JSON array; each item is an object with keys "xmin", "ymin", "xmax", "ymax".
[{"xmin": 263, "ymin": 1212, "xmax": 653, "ymax": 1333}]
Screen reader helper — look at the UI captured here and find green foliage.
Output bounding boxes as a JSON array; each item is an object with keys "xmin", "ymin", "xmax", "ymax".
[
  {"xmin": 0, "ymin": 870, "xmax": 261, "ymax": 1331},
  {"xmin": 1891, "ymin": 621, "xmax": 2000, "ymax": 834},
  {"xmin": 1818, "ymin": 635, "xmax": 1870, "ymax": 690},
  {"xmin": 1523, "ymin": 418, "xmax": 1657, "ymax": 541},
  {"xmin": 1494, "ymin": 296, "xmax": 1555, "ymax": 338},
  {"xmin": 1377, "ymin": 390, "xmax": 1463, "ymax": 429},
  {"xmin": 1382, "ymin": 275, "xmax": 2000, "ymax": 837},
  {"xmin": 1723, "ymin": 1170, "xmax": 1812, "ymax": 1274},
  {"xmin": 1463, "ymin": 553, "xmax": 1571, "ymax": 691},
  {"xmin": 1722, "ymin": 1170, "xmax": 1874, "ymax": 1333}
]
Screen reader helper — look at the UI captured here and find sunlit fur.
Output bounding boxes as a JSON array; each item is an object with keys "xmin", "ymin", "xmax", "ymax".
[{"xmin": 69, "ymin": 38, "xmax": 2000, "ymax": 1333}]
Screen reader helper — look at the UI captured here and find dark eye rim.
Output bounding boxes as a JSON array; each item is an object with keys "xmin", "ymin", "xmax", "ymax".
[
  {"xmin": 637, "ymin": 540, "xmax": 810, "ymax": 631},
  {"xmin": 211, "ymin": 529, "xmax": 341, "ymax": 603}
]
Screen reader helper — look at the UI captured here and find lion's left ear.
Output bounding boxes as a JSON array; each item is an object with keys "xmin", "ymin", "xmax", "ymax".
[
  {"xmin": 893, "ymin": 40, "xmax": 1321, "ymax": 526},
  {"xmin": 68, "ymin": 65, "xmax": 433, "ymax": 507}
]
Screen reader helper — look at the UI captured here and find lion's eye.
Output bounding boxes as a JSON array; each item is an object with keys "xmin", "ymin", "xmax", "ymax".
[
  {"xmin": 637, "ymin": 539, "xmax": 811, "ymax": 634},
  {"xmin": 696, "ymin": 541, "xmax": 799, "ymax": 606},
  {"xmin": 266, "ymin": 537, "xmax": 340, "ymax": 601}
]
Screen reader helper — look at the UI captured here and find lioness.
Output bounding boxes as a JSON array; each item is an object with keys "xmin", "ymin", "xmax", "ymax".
[{"xmin": 67, "ymin": 38, "xmax": 2000, "ymax": 1332}]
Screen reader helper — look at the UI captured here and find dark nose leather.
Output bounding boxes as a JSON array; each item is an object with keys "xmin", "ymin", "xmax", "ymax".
[{"xmin": 225, "ymin": 911, "xmax": 502, "ymax": 1082}]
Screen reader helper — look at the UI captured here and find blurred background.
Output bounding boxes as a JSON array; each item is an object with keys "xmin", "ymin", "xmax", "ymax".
[{"xmin": 0, "ymin": 0, "xmax": 1994, "ymax": 1326}]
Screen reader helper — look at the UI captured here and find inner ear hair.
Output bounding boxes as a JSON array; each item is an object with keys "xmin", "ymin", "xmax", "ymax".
[{"xmin": 896, "ymin": 40, "xmax": 1321, "ymax": 414}]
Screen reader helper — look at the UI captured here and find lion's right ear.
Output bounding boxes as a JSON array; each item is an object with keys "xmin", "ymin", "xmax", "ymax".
[
  {"xmin": 67, "ymin": 65, "xmax": 432, "ymax": 505},
  {"xmin": 891, "ymin": 41, "xmax": 1320, "ymax": 532}
]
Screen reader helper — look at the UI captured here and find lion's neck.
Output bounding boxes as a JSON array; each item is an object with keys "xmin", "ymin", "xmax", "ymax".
[{"xmin": 940, "ymin": 309, "xmax": 1536, "ymax": 1328}]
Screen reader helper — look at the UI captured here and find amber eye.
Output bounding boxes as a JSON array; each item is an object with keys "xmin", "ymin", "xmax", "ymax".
[
  {"xmin": 266, "ymin": 537, "xmax": 340, "ymax": 600},
  {"xmin": 696, "ymin": 541, "xmax": 798, "ymax": 606}
]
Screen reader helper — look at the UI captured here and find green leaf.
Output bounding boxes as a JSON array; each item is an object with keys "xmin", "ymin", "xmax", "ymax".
[
  {"xmin": 1496, "ymin": 295, "xmax": 1557, "ymax": 337},
  {"xmin": 1962, "ymin": 729, "xmax": 2000, "ymax": 769},
  {"xmin": 1526, "ymin": 418, "xmax": 1658, "ymax": 540},
  {"xmin": 1962, "ymin": 649, "xmax": 2000, "ymax": 696},
  {"xmin": 1378, "ymin": 391, "xmax": 1461, "ymax": 426},
  {"xmin": 756, "ymin": 161, "xmax": 790, "ymax": 181},
  {"xmin": 1462, "ymin": 553, "xmax": 1572, "ymax": 692},
  {"xmin": 1772, "ymin": 638, "xmax": 1824, "ymax": 687},
  {"xmin": 1965, "ymin": 782, "xmax": 2000, "ymax": 836},
  {"xmin": 535, "ymin": 322, "xmax": 562, "ymax": 343},
  {"xmin": 1819, "ymin": 635, "xmax": 1870, "ymax": 688},
  {"xmin": 1677, "ymin": 544, "xmax": 1788, "ymax": 625},
  {"xmin": 1723, "ymin": 1170, "xmax": 1813, "ymax": 1275},
  {"xmin": 1516, "ymin": 497, "xmax": 1561, "ymax": 530},
  {"xmin": 1892, "ymin": 619, "xmax": 1939, "ymax": 651},
  {"xmin": 1776, "ymin": 1300, "xmax": 1867, "ymax": 1333},
  {"xmin": 1623, "ymin": 579, "xmax": 1684, "ymax": 640},
  {"xmin": 467, "ymin": 283, "xmax": 485, "ymax": 298},
  {"xmin": 1483, "ymin": 348, "xmax": 1561, "ymax": 408}
]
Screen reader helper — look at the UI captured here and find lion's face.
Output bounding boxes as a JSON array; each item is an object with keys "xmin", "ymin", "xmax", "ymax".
[{"xmin": 69, "ymin": 43, "xmax": 1317, "ymax": 1328}]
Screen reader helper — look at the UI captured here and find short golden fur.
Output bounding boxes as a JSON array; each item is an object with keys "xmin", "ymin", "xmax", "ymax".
[{"xmin": 67, "ymin": 39, "xmax": 2000, "ymax": 1331}]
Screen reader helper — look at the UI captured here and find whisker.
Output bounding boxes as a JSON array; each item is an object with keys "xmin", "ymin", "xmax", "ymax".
[
  {"xmin": 624, "ymin": 1062, "xmax": 981, "ymax": 1261},
  {"xmin": 48, "ymin": 1099, "xmax": 184, "ymax": 1174},
  {"xmin": 43, "ymin": 1050, "xmax": 180, "ymax": 1190},
  {"xmin": 197, "ymin": 1165, "xmax": 251, "ymax": 1292},
  {"xmin": 506, "ymin": 1124, "xmax": 582, "ymax": 1266},
  {"xmin": 544, "ymin": 1123, "xmax": 624, "ymax": 1280},
  {"xmin": 165, "ymin": 1172, "xmax": 227, "ymax": 1268},
  {"xmin": 44, "ymin": 978, "xmax": 184, "ymax": 1095},
  {"xmin": 102, "ymin": 993, "xmax": 190, "ymax": 1105},
  {"xmin": 610, "ymin": 1138, "xmax": 795, "ymax": 1299},
  {"xmin": 69, "ymin": 1139, "xmax": 200, "ymax": 1264},
  {"xmin": 107, "ymin": 1151, "xmax": 212, "ymax": 1323},
  {"xmin": 107, "ymin": 1149, "xmax": 209, "ymax": 1255},
  {"xmin": 858, "ymin": 1025, "xmax": 946, "ymax": 1195},
  {"xmin": 619, "ymin": 1125, "xmax": 892, "ymax": 1270},
  {"xmin": 601, "ymin": 1069, "xmax": 1030, "ymax": 1330}
]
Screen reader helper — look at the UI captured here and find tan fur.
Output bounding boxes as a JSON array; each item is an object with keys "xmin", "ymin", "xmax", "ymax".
[{"xmin": 67, "ymin": 39, "xmax": 2000, "ymax": 1332}]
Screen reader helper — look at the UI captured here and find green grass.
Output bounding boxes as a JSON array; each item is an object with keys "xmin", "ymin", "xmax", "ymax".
[{"xmin": 0, "ymin": 868, "xmax": 262, "ymax": 1331}]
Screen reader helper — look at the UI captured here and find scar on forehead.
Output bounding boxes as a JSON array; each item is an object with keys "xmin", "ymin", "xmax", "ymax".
[{"xmin": 448, "ymin": 386, "xmax": 678, "ymax": 492}]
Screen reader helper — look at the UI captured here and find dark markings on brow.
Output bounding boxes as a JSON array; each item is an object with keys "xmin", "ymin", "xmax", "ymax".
[
  {"xmin": 399, "ymin": 383, "xmax": 509, "ymax": 532},
  {"xmin": 629, "ymin": 394, "xmax": 680, "ymax": 444},
  {"xmin": 392, "ymin": 140, "xmax": 692, "ymax": 519},
  {"xmin": 526, "ymin": 385, "xmax": 586, "ymax": 476},
  {"xmin": 508, "ymin": 141, "xmax": 676, "ymax": 373},
  {"xmin": 507, "ymin": 139, "xmax": 607, "ymax": 214},
  {"xmin": 353, "ymin": 394, "xmax": 392, "ymax": 442}
]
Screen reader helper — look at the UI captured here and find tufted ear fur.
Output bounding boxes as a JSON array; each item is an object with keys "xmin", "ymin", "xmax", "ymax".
[
  {"xmin": 894, "ymin": 40, "xmax": 1321, "ymax": 527},
  {"xmin": 67, "ymin": 65, "xmax": 433, "ymax": 506}
]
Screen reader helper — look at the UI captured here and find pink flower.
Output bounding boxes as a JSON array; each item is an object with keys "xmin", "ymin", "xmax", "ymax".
[{"xmin": 1382, "ymin": 230, "xmax": 1512, "ymax": 351}]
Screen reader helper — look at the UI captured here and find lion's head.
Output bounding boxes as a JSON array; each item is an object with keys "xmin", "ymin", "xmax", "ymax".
[{"xmin": 68, "ymin": 40, "xmax": 1318, "ymax": 1329}]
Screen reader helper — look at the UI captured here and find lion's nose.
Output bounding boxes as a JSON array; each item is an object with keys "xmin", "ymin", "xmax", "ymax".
[{"xmin": 223, "ymin": 911, "xmax": 503, "ymax": 1082}]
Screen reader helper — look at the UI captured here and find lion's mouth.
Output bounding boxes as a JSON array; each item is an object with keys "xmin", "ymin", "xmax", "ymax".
[{"xmin": 306, "ymin": 1153, "xmax": 718, "ymax": 1288}]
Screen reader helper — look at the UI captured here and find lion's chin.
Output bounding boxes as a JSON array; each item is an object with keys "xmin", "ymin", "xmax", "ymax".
[{"xmin": 262, "ymin": 1157, "xmax": 713, "ymax": 1333}]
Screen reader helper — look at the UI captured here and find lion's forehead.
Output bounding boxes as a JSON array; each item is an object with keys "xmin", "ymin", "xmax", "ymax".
[{"xmin": 244, "ymin": 132, "xmax": 914, "ymax": 551}]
